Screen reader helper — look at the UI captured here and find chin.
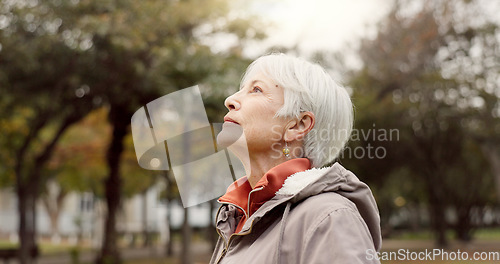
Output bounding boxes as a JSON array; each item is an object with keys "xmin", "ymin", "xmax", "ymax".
[{"xmin": 217, "ymin": 122, "xmax": 244, "ymax": 148}]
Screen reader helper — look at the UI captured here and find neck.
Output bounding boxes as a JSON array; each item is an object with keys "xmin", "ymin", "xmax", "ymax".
[
  {"xmin": 243, "ymin": 153, "xmax": 287, "ymax": 188},
  {"xmin": 231, "ymin": 142, "xmax": 302, "ymax": 188}
]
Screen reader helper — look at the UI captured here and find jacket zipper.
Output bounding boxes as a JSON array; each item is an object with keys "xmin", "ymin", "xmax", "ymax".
[
  {"xmin": 215, "ymin": 187, "xmax": 264, "ymax": 264},
  {"xmin": 215, "ymin": 220, "xmax": 257, "ymax": 264}
]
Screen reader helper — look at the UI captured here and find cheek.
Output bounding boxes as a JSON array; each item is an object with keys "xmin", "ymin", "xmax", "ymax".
[
  {"xmin": 252, "ymin": 102, "xmax": 272, "ymax": 115},
  {"xmin": 253, "ymin": 102, "xmax": 281, "ymax": 120},
  {"xmin": 242, "ymin": 101, "xmax": 283, "ymax": 138},
  {"xmin": 245, "ymin": 116, "xmax": 284, "ymax": 142}
]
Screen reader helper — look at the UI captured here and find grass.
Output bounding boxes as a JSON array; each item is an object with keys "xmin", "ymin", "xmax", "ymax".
[
  {"xmin": 0, "ymin": 239, "xmax": 92, "ymax": 255},
  {"xmin": 388, "ymin": 227, "xmax": 500, "ymax": 241},
  {"xmin": 475, "ymin": 228, "xmax": 500, "ymax": 240},
  {"xmin": 0, "ymin": 240, "xmax": 16, "ymax": 248}
]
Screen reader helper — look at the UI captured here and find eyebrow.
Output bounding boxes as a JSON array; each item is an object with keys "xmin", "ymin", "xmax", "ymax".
[{"xmin": 240, "ymin": 79, "xmax": 266, "ymax": 90}]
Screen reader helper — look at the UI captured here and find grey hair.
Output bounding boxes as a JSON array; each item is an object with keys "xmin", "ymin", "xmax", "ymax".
[{"xmin": 240, "ymin": 53, "xmax": 353, "ymax": 168}]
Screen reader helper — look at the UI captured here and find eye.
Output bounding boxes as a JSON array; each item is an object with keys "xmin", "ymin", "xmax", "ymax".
[{"xmin": 251, "ymin": 86, "xmax": 263, "ymax": 93}]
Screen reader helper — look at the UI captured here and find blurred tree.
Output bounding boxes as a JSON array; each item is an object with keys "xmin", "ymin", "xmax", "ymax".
[
  {"xmin": 46, "ymin": 107, "xmax": 157, "ymax": 247},
  {"xmin": 74, "ymin": 0, "xmax": 263, "ymax": 262},
  {"xmin": 347, "ymin": 0, "xmax": 499, "ymax": 246},
  {"xmin": 43, "ymin": 107, "xmax": 109, "ymax": 242},
  {"xmin": 120, "ymin": 132, "xmax": 158, "ymax": 248},
  {"xmin": 1, "ymin": 1, "xmax": 263, "ymax": 264},
  {"xmin": 160, "ymin": 169, "xmax": 179, "ymax": 257},
  {"xmin": 0, "ymin": 1, "xmax": 98, "ymax": 263}
]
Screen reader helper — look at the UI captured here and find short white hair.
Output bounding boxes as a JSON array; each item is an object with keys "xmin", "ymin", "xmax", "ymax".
[{"xmin": 241, "ymin": 53, "xmax": 353, "ymax": 168}]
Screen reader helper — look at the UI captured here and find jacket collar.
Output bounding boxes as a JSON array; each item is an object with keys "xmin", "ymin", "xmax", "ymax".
[
  {"xmin": 217, "ymin": 162, "xmax": 382, "ymax": 252},
  {"xmin": 276, "ymin": 166, "xmax": 331, "ymax": 196},
  {"xmin": 218, "ymin": 158, "xmax": 311, "ymax": 218}
]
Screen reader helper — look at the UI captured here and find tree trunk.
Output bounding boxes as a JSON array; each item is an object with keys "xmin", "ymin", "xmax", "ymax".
[
  {"xmin": 96, "ymin": 107, "xmax": 129, "ymax": 264},
  {"xmin": 165, "ymin": 200, "xmax": 173, "ymax": 257},
  {"xmin": 181, "ymin": 207, "xmax": 192, "ymax": 264},
  {"xmin": 181, "ymin": 95, "xmax": 192, "ymax": 264},
  {"xmin": 408, "ymin": 203, "xmax": 422, "ymax": 232},
  {"xmin": 17, "ymin": 186, "xmax": 35, "ymax": 264},
  {"xmin": 15, "ymin": 116, "xmax": 76, "ymax": 264},
  {"xmin": 163, "ymin": 171, "xmax": 174, "ymax": 257},
  {"xmin": 427, "ymin": 185, "xmax": 448, "ymax": 248},
  {"xmin": 454, "ymin": 204, "xmax": 473, "ymax": 242},
  {"xmin": 16, "ymin": 170, "xmax": 42, "ymax": 264},
  {"xmin": 481, "ymin": 144, "xmax": 500, "ymax": 204},
  {"xmin": 142, "ymin": 189, "xmax": 150, "ymax": 248}
]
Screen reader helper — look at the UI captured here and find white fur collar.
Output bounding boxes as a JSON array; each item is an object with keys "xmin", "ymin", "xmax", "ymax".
[{"xmin": 276, "ymin": 167, "xmax": 330, "ymax": 196}]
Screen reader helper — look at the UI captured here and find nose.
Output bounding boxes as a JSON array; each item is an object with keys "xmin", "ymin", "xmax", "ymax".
[{"xmin": 224, "ymin": 92, "xmax": 241, "ymax": 111}]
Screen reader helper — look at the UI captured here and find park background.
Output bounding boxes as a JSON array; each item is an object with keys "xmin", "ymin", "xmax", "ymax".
[{"xmin": 1, "ymin": 0, "xmax": 500, "ymax": 263}]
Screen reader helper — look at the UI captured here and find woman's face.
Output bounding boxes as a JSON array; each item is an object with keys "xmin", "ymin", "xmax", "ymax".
[{"xmin": 223, "ymin": 72, "xmax": 287, "ymax": 155}]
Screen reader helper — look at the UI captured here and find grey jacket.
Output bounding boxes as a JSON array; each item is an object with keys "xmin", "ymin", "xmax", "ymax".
[{"xmin": 210, "ymin": 163, "xmax": 382, "ymax": 264}]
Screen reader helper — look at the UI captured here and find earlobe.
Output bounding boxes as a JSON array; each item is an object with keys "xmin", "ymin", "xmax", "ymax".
[{"xmin": 283, "ymin": 120, "xmax": 298, "ymax": 142}]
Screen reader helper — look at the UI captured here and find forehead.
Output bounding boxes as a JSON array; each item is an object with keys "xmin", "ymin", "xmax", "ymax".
[{"xmin": 241, "ymin": 71, "xmax": 277, "ymax": 88}]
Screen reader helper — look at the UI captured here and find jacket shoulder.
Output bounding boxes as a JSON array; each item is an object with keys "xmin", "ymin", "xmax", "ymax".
[
  {"xmin": 282, "ymin": 192, "xmax": 364, "ymax": 240},
  {"xmin": 293, "ymin": 191, "xmax": 359, "ymax": 217},
  {"xmin": 281, "ymin": 192, "xmax": 378, "ymax": 263}
]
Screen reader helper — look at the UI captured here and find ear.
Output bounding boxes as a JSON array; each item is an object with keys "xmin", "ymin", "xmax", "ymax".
[{"xmin": 284, "ymin": 111, "xmax": 315, "ymax": 142}]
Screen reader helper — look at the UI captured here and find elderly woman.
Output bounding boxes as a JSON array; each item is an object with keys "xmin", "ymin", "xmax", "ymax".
[{"xmin": 211, "ymin": 53, "xmax": 381, "ymax": 264}]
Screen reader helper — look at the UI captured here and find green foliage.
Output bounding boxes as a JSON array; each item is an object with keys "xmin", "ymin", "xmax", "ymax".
[
  {"xmin": 46, "ymin": 108, "xmax": 110, "ymax": 196},
  {"xmin": 344, "ymin": 0, "xmax": 499, "ymax": 243},
  {"xmin": 0, "ymin": 0, "xmax": 99, "ymax": 189},
  {"xmin": 0, "ymin": 0, "xmax": 263, "ymax": 189}
]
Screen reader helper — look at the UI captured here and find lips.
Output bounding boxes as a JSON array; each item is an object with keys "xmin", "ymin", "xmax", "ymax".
[{"xmin": 224, "ymin": 116, "xmax": 239, "ymax": 125}]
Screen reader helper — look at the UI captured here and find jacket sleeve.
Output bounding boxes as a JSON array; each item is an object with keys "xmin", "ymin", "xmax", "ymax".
[{"xmin": 299, "ymin": 207, "xmax": 381, "ymax": 264}]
